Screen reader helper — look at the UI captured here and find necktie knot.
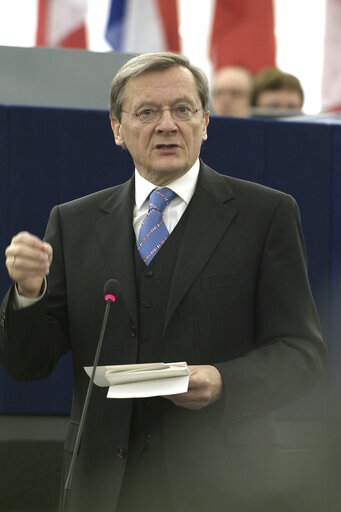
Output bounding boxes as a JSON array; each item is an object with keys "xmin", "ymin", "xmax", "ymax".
[{"xmin": 148, "ymin": 187, "xmax": 176, "ymax": 213}]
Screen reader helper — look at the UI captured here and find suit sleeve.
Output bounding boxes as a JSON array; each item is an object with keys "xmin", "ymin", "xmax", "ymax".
[
  {"xmin": 215, "ymin": 194, "xmax": 327, "ymax": 422},
  {"xmin": 0, "ymin": 206, "xmax": 70, "ymax": 380}
]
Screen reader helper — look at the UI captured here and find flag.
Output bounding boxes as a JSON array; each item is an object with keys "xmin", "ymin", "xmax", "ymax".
[
  {"xmin": 209, "ymin": 0, "xmax": 275, "ymax": 74},
  {"xmin": 105, "ymin": 0, "xmax": 180, "ymax": 53},
  {"xmin": 36, "ymin": 0, "xmax": 87, "ymax": 49},
  {"xmin": 322, "ymin": 0, "xmax": 341, "ymax": 112}
]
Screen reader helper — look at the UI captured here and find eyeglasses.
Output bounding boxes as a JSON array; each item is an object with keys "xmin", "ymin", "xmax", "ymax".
[{"xmin": 121, "ymin": 105, "xmax": 202, "ymax": 123}]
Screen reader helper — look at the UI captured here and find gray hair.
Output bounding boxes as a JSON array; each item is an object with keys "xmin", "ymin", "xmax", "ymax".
[{"xmin": 109, "ymin": 52, "xmax": 209, "ymax": 121}]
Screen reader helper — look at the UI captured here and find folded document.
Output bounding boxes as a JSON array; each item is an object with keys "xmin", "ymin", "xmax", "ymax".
[{"xmin": 84, "ymin": 362, "xmax": 190, "ymax": 398}]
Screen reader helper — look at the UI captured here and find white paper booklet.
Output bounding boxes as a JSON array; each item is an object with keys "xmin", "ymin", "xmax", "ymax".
[{"xmin": 84, "ymin": 362, "xmax": 190, "ymax": 399}]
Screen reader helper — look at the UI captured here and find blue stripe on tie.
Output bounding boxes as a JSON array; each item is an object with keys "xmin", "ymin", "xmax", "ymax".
[{"xmin": 137, "ymin": 187, "xmax": 176, "ymax": 265}]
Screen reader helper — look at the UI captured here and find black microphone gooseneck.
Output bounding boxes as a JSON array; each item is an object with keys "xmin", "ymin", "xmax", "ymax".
[{"xmin": 62, "ymin": 279, "xmax": 120, "ymax": 511}]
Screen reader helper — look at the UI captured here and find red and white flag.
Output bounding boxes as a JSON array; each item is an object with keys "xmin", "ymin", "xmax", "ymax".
[
  {"xmin": 36, "ymin": 0, "xmax": 87, "ymax": 49},
  {"xmin": 322, "ymin": 0, "xmax": 341, "ymax": 112},
  {"xmin": 209, "ymin": 0, "xmax": 275, "ymax": 74},
  {"xmin": 105, "ymin": 0, "xmax": 180, "ymax": 53}
]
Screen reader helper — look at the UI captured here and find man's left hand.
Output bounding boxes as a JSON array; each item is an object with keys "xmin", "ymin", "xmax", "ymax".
[{"xmin": 164, "ymin": 365, "xmax": 223, "ymax": 410}]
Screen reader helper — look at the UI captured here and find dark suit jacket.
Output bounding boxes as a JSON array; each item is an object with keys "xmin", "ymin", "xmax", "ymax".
[{"xmin": 0, "ymin": 162, "xmax": 327, "ymax": 511}]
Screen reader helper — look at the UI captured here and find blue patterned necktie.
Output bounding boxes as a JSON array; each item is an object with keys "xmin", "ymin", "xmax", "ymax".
[{"xmin": 137, "ymin": 187, "xmax": 176, "ymax": 265}]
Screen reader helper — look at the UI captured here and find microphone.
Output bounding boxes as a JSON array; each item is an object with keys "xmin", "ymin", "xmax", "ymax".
[
  {"xmin": 62, "ymin": 279, "xmax": 120, "ymax": 510},
  {"xmin": 104, "ymin": 279, "xmax": 120, "ymax": 304}
]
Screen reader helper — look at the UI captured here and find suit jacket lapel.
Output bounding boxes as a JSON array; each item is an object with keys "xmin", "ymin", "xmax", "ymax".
[
  {"xmin": 92, "ymin": 165, "xmax": 237, "ymax": 334},
  {"xmin": 94, "ymin": 177, "xmax": 138, "ymax": 327},
  {"xmin": 164, "ymin": 163, "xmax": 237, "ymax": 332}
]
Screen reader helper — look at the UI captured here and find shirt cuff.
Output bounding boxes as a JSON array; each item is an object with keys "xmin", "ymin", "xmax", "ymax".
[{"xmin": 13, "ymin": 278, "xmax": 47, "ymax": 310}]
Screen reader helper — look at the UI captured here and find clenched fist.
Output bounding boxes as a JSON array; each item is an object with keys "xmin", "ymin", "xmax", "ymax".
[{"xmin": 5, "ymin": 231, "xmax": 53, "ymax": 298}]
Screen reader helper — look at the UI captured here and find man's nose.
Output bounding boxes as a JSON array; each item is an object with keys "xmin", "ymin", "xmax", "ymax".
[{"xmin": 155, "ymin": 109, "xmax": 178, "ymax": 131}]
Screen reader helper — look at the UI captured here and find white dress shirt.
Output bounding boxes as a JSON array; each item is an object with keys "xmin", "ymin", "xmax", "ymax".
[{"xmin": 133, "ymin": 159, "xmax": 200, "ymax": 240}]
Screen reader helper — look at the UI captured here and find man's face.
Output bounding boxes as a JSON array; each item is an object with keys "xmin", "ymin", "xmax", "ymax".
[
  {"xmin": 111, "ymin": 66, "xmax": 209, "ymax": 186},
  {"xmin": 256, "ymin": 89, "xmax": 303, "ymax": 110},
  {"xmin": 211, "ymin": 67, "xmax": 252, "ymax": 118}
]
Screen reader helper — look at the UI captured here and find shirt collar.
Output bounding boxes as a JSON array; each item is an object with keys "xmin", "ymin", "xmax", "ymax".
[{"xmin": 134, "ymin": 159, "xmax": 200, "ymax": 208}]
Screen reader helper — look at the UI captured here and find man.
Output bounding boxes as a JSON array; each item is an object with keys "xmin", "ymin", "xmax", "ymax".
[
  {"xmin": 211, "ymin": 65, "xmax": 253, "ymax": 117},
  {"xmin": 0, "ymin": 52, "xmax": 326, "ymax": 512},
  {"xmin": 252, "ymin": 67, "xmax": 304, "ymax": 114}
]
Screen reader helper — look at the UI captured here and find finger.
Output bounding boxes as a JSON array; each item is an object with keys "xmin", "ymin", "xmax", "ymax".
[
  {"xmin": 6, "ymin": 234, "xmax": 51, "ymax": 260},
  {"xmin": 164, "ymin": 389, "xmax": 199, "ymax": 404},
  {"xmin": 166, "ymin": 395, "xmax": 203, "ymax": 410},
  {"xmin": 5, "ymin": 248, "xmax": 50, "ymax": 281},
  {"xmin": 6, "ymin": 246, "xmax": 49, "ymax": 269},
  {"xmin": 186, "ymin": 371, "xmax": 203, "ymax": 390},
  {"xmin": 10, "ymin": 231, "xmax": 46, "ymax": 249},
  {"xmin": 42, "ymin": 242, "xmax": 53, "ymax": 264},
  {"xmin": 6, "ymin": 241, "xmax": 48, "ymax": 259},
  {"xmin": 8, "ymin": 256, "xmax": 50, "ymax": 275}
]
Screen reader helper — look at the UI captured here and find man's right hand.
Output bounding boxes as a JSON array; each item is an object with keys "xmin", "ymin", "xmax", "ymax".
[{"xmin": 5, "ymin": 232, "xmax": 53, "ymax": 298}]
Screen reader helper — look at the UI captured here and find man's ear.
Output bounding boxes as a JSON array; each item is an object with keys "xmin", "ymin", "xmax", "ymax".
[
  {"xmin": 110, "ymin": 117, "xmax": 124, "ymax": 146},
  {"xmin": 202, "ymin": 111, "xmax": 209, "ymax": 141}
]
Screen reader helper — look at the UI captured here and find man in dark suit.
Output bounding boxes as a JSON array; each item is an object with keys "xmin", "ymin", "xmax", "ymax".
[{"xmin": 0, "ymin": 52, "xmax": 326, "ymax": 512}]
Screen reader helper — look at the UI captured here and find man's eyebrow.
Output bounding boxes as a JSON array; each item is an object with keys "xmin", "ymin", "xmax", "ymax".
[
  {"xmin": 170, "ymin": 96, "xmax": 196, "ymax": 105},
  {"xmin": 134, "ymin": 101, "xmax": 159, "ymax": 111},
  {"xmin": 134, "ymin": 98, "xmax": 197, "ymax": 112}
]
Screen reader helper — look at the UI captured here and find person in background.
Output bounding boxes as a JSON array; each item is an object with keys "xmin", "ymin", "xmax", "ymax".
[
  {"xmin": 211, "ymin": 65, "xmax": 253, "ymax": 117},
  {"xmin": 251, "ymin": 67, "xmax": 304, "ymax": 113},
  {"xmin": 0, "ymin": 52, "xmax": 326, "ymax": 512}
]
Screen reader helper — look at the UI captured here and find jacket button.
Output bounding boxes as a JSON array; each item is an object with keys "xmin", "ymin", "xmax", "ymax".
[
  {"xmin": 116, "ymin": 447, "xmax": 127, "ymax": 459},
  {"xmin": 142, "ymin": 299, "xmax": 151, "ymax": 308},
  {"xmin": 145, "ymin": 269, "xmax": 154, "ymax": 277},
  {"xmin": 130, "ymin": 326, "xmax": 137, "ymax": 337}
]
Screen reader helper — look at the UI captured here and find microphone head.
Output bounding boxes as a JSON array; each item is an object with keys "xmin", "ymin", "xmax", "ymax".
[{"xmin": 104, "ymin": 279, "xmax": 120, "ymax": 303}]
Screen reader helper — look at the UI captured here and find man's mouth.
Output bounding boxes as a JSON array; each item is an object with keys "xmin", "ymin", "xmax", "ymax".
[{"xmin": 155, "ymin": 144, "xmax": 178, "ymax": 149}]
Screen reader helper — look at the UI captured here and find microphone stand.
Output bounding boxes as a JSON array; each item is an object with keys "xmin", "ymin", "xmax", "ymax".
[{"xmin": 61, "ymin": 295, "xmax": 115, "ymax": 511}]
